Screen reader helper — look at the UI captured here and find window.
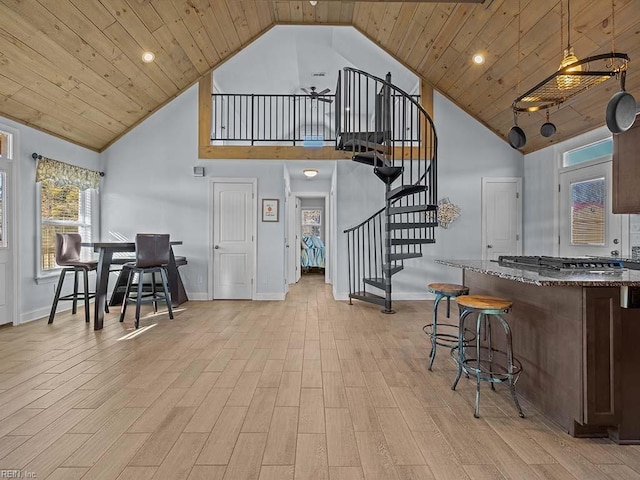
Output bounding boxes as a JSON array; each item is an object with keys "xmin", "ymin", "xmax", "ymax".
[
  {"xmin": 39, "ymin": 183, "xmax": 95, "ymax": 272},
  {"xmin": 563, "ymin": 138, "xmax": 612, "ymax": 167},
  {"xmin": 302, "ymin": 209, "xmax": 322, "ymax": 238},
  {"xmin": 571, "ymin": 177, "xmax": 605, "ymax": 246}
]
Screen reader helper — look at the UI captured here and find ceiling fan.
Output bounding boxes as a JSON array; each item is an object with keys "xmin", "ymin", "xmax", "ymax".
[{"xmin": 301, "ymin": 86, "xmax": 333, "ymax": 103}]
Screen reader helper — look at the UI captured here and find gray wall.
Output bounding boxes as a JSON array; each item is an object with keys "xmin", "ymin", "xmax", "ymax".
[
  {"xmin": 523, "ymin": 125, "xmax": 612, "ymax": 256},
  {"xmin": 101, "ymin": 85, "xmax": 286, "ymax": 300},
  {"xmin": 397, "ymin": 91, "xmax": 523, "ymax": 296},
  {"xmin": 0, "ymin": 116, "xmax": 101, "ymax": 323},
  {"xmin": 4, "ymin": 73, "xmax": 535, "ymax": 321}
]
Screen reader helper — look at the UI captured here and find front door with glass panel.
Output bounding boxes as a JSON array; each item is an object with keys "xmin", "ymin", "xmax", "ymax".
[
  {"xmin": 0, "ymin": 130, "xmax": 14, "ymax": 325},
  {"xmin": 560, "ymin": 161, "xmax": 623, "ymax": 258}
]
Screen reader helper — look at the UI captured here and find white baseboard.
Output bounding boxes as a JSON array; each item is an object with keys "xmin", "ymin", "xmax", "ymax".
[
  {"xmin": 19, "ymin": 303, "xmax": 77, "ymax": 325},
  {"xmin": 333, "ymin": 291, "xmax": 349, "ymax": 301},
  {"xmin": 186, "ymin": 292, "xmax": 209, "ymax": 301},
  {"xmin": 393, "ymin": 292, "xmax": 436, "ymax": 301},
  {"xmin": 254, "ymin": 293, "xmax": 286, "ymax": 301},
  {"xmin": 332, "ymin": 291, "xmax": 436, "ymax": 302},
  {"xmin": 184, "ymin": 293, "xmax": 286, "ymax": 301}
]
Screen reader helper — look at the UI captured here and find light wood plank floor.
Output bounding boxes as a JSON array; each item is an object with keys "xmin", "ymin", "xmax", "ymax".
[{"xmin": 0, "ymin": 274, "xmax": 638, "ymax": 480}]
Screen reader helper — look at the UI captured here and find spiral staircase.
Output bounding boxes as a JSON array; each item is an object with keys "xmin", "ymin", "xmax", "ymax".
[{"xmin": 335, "ymin": 68, "xmax": 438, "ymax": 313}]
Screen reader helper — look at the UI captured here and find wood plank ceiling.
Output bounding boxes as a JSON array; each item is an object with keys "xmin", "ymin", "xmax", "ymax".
[{"xmin": 0, "ymin": 0, "xmax": 638, "ymax": 153}]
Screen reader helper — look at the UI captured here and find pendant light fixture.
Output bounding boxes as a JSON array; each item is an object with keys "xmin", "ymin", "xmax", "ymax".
[{"xmin": 556, "ymin": 0, "xmax": 581, "ymax": 90}]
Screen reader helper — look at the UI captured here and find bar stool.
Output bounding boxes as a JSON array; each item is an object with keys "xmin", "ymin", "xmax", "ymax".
[
  {"xmin": 451, "ymin": 294, "xmax": 524, "ymax": 419},
  {"xmin": 48, "ymin": 233, "xmax": 97, "ymax": 324},
  {"xmin": 423, "ymin": 283, "xmax": 469, "ymax": 370},
  {"xmin": 119, "ymin": 234, "xmax": 174, "ymax": 329}
]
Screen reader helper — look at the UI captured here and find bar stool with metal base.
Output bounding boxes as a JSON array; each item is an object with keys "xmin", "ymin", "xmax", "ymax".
[
  {"xmin": 423, "ymin": 282, "xmax": 469, "ymax": 370},
  {"xmin": 451, "ymin": 294, "xmax": 524, "ymax": 419},
  {"xmin": 48, "ymin": 233, "xmax": 97, "ymax": 324}
]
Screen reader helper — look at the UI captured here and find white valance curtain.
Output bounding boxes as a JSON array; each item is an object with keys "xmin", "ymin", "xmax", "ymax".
[{"xmin": 35, "ymin": 156, "xmax": 101, "ymax": 190}]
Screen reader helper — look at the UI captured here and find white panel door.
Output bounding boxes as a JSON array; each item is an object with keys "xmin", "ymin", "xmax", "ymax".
[
  {"xmin": 482, "ymin": 178, "xmax": 522, "ymax": 261},
  {"xmin": 0, "ymin": 159, "xmax": 13, "ymax": 325},
  {"xmin": 213, "ymin": 182, "xmax": 254, "ymax": 299},
  {"xmin": 559, "ymin": 161, "xmax": 623, "ymax": 257}
]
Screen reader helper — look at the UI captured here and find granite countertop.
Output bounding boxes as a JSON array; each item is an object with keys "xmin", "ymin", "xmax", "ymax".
[{"xmin": 435, "ymin": 259, "xmax": 640, "ymax": 287}]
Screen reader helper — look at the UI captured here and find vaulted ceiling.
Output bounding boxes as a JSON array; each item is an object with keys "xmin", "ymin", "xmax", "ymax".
[{"xmin": 0, "ymin": 0, "xmax": 638, "ymax": 153}]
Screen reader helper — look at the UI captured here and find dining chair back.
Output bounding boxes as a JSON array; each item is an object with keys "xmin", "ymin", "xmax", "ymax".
[
  {"xmin": 135, "ymin": 234, "xmax": 170, "ymax": 267},
  {"xmin": 119, "ymin": 233, "xmax": 174, "ymax": 328}
]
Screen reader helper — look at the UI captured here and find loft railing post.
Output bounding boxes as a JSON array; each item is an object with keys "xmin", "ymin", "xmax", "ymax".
[
  {"xmin": 293, "ymin": 95, "xmax": 297, "ymax": 146},
  {"xmin": 384, "ymin": 72, "xmax": 392, "ymax": 154},
  {"xmin": 251, "ymin": 94, "xmax": 255, "ymax": 146}
]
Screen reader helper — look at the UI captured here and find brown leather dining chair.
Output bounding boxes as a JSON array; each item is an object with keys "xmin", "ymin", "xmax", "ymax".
[
  {"xmin": 49, "ymin": 233, "xmax": 97, "ymax": 324},
  {"xmin": 119, "ymin": 233, "xmax": 174, "ymax": 329}
]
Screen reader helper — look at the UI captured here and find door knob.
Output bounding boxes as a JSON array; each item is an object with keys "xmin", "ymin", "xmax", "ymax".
[
  {"xmin": 611, "ymin": 250, "xmax": 619, "ymax": 257},
  {"xmin": 214, "ymin": 245, "xmax": 220, "ymax": 249},
  {"xmin": 487, "ymin": 245, "xmax": 493, "ymax": 248}
]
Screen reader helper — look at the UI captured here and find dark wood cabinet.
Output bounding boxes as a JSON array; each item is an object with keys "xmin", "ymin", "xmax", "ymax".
[
  {"xmin": 462, "ymin": 271, "xmax": 638, "ymax": 442},
  {"xmin": 583, "ymin": 287, "xmax": 620, "ymax": 426},
  {"xmin": 613, "ymin": 116, "xmax": 640, "ymax": 213}
]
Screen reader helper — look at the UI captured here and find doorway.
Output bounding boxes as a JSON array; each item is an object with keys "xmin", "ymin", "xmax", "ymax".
[
  {"xmin": 209, "ymin": 178, "xmax": 257, "ymax": 300},
  {"xmin": 559, "ymin": 160, "xmax": 625, "ymax": 258},
  {"xmin": 288, "ymin": 193, "xmax": 331, "ymax": 285},
  {"xmin": 481, "ymin": 177, "xmax": 523, "ymax": 261},
  {"xmin": 0, "ymin": 126, "xmax": 18, "ymax": 326}
]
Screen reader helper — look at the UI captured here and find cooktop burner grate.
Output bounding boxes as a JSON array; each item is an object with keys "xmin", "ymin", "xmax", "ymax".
[{"xmin": 498, "ymin": 256, "xmax": 626, "ymax": 272}]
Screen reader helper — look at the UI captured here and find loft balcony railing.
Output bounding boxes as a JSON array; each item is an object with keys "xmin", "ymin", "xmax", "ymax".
[{"xmin": 210, "ymin": 92, "xmax": 419, "ymax": 146}]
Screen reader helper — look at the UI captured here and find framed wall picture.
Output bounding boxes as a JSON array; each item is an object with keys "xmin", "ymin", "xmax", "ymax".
[{"xmin": 262, "ymin": 198, "xmax": 279, "ymax": 222}]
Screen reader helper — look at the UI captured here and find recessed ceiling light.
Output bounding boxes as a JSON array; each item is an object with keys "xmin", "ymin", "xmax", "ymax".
[
  {"xmin": 309, "ymin": 1, "xmax": 318, "ymax": 5},
  {"xmin": 141, "ymin": 51, "xmax": 155, "ymax": 63},
  {"xmin": 472, "ymin": 53, "xmax": 485, "ymax": 65},
  {"xmin": 303, "ymin": 169, "xmax": 318, "ymax": 178}
]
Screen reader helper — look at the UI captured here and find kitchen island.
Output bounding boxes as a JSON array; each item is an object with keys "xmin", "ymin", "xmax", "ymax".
[{"xmin": 437, "ymin": 259, "xmax": 640, "ymax": 444}]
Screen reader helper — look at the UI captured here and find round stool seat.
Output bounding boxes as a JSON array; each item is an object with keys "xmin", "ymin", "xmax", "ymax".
[
  {"xmin": 456, "ymin": 294, "xmax": 512, "ymax": 311},
  {"xmin": 428, "ymin": 283, "xmax": 469, "ymax": 296}
]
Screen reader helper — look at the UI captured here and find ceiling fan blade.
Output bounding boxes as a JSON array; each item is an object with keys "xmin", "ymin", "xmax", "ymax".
[
  {"xmin": 317, "ymin": 88, "xmax": 331, "ymax": 95},
  {"xmin": 301, "ymin": 87, "xmax": 310, "ymax": 94},
  {"xmin": 317, "ymin": 97, "xmax": 333, "ymax": 103}
]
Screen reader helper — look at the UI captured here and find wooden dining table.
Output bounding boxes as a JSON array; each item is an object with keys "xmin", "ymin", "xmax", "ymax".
[{"xmin": 84, "ymin": 241, "xmax": 187, "ymax": 330}]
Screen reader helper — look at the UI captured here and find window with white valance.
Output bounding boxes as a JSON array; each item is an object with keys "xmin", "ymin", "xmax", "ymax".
[{"xmin": 35, "ymin": 156, "xmax": 100, "ymax": 275}]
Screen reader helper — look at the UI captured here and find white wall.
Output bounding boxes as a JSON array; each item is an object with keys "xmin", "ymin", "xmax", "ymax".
[
  {"xmin": 101, "ymin": 85, "xmax": 286, "ymax": 300},
  {"xmin": 0, "ymin": 116, "xmax": 101, "ymax": 323}
]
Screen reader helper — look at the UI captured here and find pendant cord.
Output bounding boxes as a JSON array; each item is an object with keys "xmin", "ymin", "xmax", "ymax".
[
  {"xmin": 560, "ymin": 0, "xmax": 564, "ymax": 54},
  {"xmin": 517, "ymin": 0, "xmax": 521, "ymax": 97},
  {"xmin": 567, "ymin": 0, "xmax": 571, "ymax": 48},
  {"xmin": 611, "ymin": 0, "xmax": 616, "ymax": 54}
]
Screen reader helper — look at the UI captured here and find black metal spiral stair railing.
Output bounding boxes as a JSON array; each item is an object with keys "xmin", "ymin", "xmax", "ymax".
[{"xmin": 336, "ymin": 67, "xmax": 438, "ymax": 313}]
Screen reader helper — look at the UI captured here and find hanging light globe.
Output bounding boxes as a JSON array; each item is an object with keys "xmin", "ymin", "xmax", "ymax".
[{"xmin": 556, "ymin": 47, "xmax": 582, "ymax": 90}]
